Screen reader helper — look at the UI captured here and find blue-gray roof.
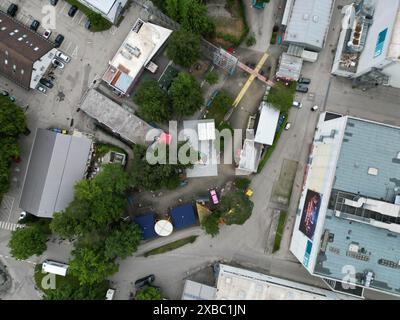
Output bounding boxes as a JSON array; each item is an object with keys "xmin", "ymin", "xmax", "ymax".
[
  {"xmin": 316, "ymin": 118, "xmax": 400, "ymax": 295},
  {"xmin": 335, "ymin": 118, "xmax": 400, "ymax": 200}
]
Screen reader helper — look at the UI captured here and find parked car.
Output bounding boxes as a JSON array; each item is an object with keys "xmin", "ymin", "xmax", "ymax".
[
  {"xmin": 36, "ymin": 85, "xmax": 47, "ymax": 94},
  {"xmin": 9, "ymin": 96, "xmax": 16, "ymax": 102},
  {"xmin": 292, "ymin": 101, "xmax": 302, "ymax": 109},
  {"xmin": 296, "ymin": 84, "xmax": 309, "ymax": 93},
  {"xmin": 49, "ymin": 128, "xmax": 68, "ymax": 134},
  {"xmin": 18, "ymin": 211, "xmax": 27, "ymax": 222},
  {"xmin": 54, "ymin": 34, "xmax": 64, "ymax": 48},
  {"xmin": 43, "ymin": 29, "xmax": 52, "ymax": 39},
  {"xmin": 1, "ymin": 90, "xmax": 9, "ymax": 96},
  {"xmin": 39, "ymin": 78, "xmax": 54, "ymax": 89},
  {"xmin": 84, "ymin": 19, "xmax": 91, "ymax": 30},
  {"xmin": 55, "ymin": 51, "xmax": 71, "ymax": 63},
  {"xmin": 7, "ymin": 3, "xmax": 18, "ymax": 17},
  {"xmin": 134, "ymin": 274, "xmax": 155, "ymax": 289},
  {"xmin": 285, "ymin": 122, "xmax": 292, "ymax": 130},
  {"xmin": 52, "ymin": 59, "xmax": 65, "ymax": 69},
  {"xmin": 298, "ymin": 77, "xmax": 311, "ymax": 84},
  {"xmin": 311, "ymin": 105, "xmax": 319, "ymax": 112},
  {"xmin": 210, "ymin": 189, "xmax": 220, "ymax": 205},
  {"xmin": 30, "ymin": 20, "xmax": 40, "ymax": 31},
  {"xmin": 50, "ymin": 0, "xmax": 59, "ymax": 5},
  {"xmin": 68, "ymin": 5, "xmax": 78, "ymax": 17}
]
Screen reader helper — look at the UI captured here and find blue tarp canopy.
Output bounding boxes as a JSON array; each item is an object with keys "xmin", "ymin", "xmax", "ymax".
[
  {"xmin": 133, "ymin": 213, "xmax": 157, "ymax": 240},
  {"xmin": 171, "ymin": 204, "xmax": 197, "ymax": 229}
]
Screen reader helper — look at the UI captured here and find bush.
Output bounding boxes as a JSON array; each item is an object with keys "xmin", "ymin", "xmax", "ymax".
[
  {"xmin": 234, "ymin": 178, "xmax": 251, "ymax": 191},
  {"xmin": 219, "ymin": 191, "xmax": 254, "ymax": 225},
  {"xmin": 201, "ymin": 213, "xmax": 220, "ymax": 237},
  {"xmin": 135, "ymin": 286, "xmax": 163, "ymax": 300},
  {"xmin": 8, "ymin": 225, "xmax": 49, "ymax": 260},
  {"xmin": 206, "ymin": 91, "xmax": 233, "ymax": 125},
  {"xmin": 167, "ymin": 30, "xmax": 201, "ymax": 68},
  {"xmin": 204, "ymin": 71, "xmax": 219, "ymax": 85},
  {"xmin": 246, "ymin": 36, "xmax": 256, "ymax": 47}
]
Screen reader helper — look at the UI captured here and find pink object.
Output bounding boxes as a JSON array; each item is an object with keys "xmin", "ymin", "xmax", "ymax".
[
  {"xmin": 159, "ymin": 132, "xmax": 171, "ymax": 145},
  {"xmin": 210, "ymin": 189, "xmax": 219, "ymax": 205}
]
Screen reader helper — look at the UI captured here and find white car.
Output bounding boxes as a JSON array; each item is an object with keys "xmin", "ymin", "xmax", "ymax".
[
  {"xmin": 311, "ymin": 105, "xmax": 319, "ymax": 111},
  {"xmin": 18, "ymin": 211, "xmax": 27, "ymax": 221},
  {"xmin": 55, "ymin": 51, "xmax": 71, "ymax": 63},
  {"xmin": 292, "ymin": 101, "xmax": 302, "ymax": 109},
  {"xmin": 52, "ymin": 58, "xmax": 65, "ymax": 69},
  {"xmin": 37, "ymin": 85, "xmax": 47, "ymax": 93},
  {"xmin": 284, "ymin": 122, "xmax": 292, "ymax": 130},
  {"xmin": 43, "ymin": 29, "xmax": 52, "ymax": 39}
]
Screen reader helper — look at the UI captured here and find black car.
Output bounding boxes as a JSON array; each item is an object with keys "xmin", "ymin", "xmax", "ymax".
[
  {"xmin": 68, "ymin": 5, "xmax": 78, "ymax": 17},
  {"xmin": 50, "ymin": 0, "xmax": 59, "ymax": 5},
  {"xmin": 54, "ymin": 34, "xmax": 64, "ymax": 48},
  {"xmin": 296, "ymin": 84, "xmax": 309, "ymax": 93},
  {"xmin": 7, "ymin": 3, "xmax": 18, "ymax": 17},
  {"xmin": 298, "ymin": 77, "xmax": 311, "ymax": 84},
  {"xmin": 39, "ymin": 78, "xmax": 54, "ymax": 89},
  {"xmin": 30, "ymin": 20, "xmax": 40, "ymax": 31},
  {"xmin": 84, "ymin": 19, "xmax": 91, "ymax": 30},
  {"xmin": 134, "ymin": 274, "xmax": 155, "ymax": 289}
]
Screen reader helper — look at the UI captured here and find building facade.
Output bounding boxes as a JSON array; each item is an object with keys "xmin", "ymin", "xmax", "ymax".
[{"xmin": 331, "ymin": 0, "xmax": 400, "ymax": 88}]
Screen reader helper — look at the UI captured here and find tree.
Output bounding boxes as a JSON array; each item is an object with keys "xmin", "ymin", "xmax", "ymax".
[
  {"xmin": 167, "ymin": 30, "xmax": 200, "ymax": 68},
  {"xmin": 180, "ymin": 0, "xmax": 215, "ymax": 36},
  {"xmin": 266, "ymin": 82, "xmax": 296, "ymax": 113},
  {"xmin": 234, "ymin": 177, "xmax": 251, "ymax": 191},
  {"xmin": 51, "ymin": 164, "xmax": 129, "ymax": 236},
  {"xmin": 165, "ymin": 0, "xmax": 182, "ymax": 21},
  {"xmin": 130, "ymin": 144, "xmax": 195, "ymax": 191},
  {"xmin": 8, "ymin": 225, "xmax": 48, "ymax": 260},
  {"xmin": 135, "ymin": 286, "xmax": 163, "ymax": 300},
  {"xmin": 169, "ymin": 72, "xmax": 204, "ymax": 117},
  {"xmin": 104, "ymin": 223, "xmax": 142, "ymax": 260},
  {"xmin": 204, "ymin": 70, "xmax": 219, "ymax": 85},
  {"xmin": 201, "ymin": 213, "xmax": 220, "ymax": 237},
  {"xmin": 134, "ymin": 80, "xmax": 170, "ymax": 123},
  {"xmin": 44, "ymin": 281, "xmax": 108, "ymax": 300},
  {"xmin": 69, "ymin": 246, "xmax": 118, "ymax": 286},
  {"xmin": 219, "ymin": 191, "xmax": 254, "ymax": 225}
]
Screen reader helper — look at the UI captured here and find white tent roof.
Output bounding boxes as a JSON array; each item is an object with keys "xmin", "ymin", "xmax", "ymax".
[{"xmin": 254, "ymin": 103, "xmax": 280, "ymax": 146}]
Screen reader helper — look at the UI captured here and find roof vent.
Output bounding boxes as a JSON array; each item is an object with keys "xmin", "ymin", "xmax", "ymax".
[
  {"xmin": 348, "ymin": 243, "xmax": 359, "ymax": 253},
  {"xmin": 368, "ymin": 167, "xmax": 378, "ymax": 176},
  {"xmin": 313, "ymin": 15, "xmax": 319, "ymax": 23},
  {"xmin": 303, "ymin": 13, "xmax": 309, "ymax": 20},
  {"xmin": 397, "ymin": 151, "xmax": 400, "ymax": 160}
]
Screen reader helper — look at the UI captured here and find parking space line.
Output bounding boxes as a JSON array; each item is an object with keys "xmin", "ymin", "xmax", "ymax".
[
  {"xmin": 78, "ymin": 13, "xmax": 86, "ymax": 25},
  {"xmin": 63, "ymin": 41, "xmax": 72, "ymax": 54},
  {"xmin": 58, "ymin": 2, "xmax": 68, "ymax": 16},
  {"xmin": 72, "ymin": 11, "xmax": 83, "ymax": 23},
  {"xmin": 71, "ymin": 45, "xmax": 79, "ymax": 58}
]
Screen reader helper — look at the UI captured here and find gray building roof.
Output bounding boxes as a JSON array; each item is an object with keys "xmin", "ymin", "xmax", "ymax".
[
  {"xmin": 19, "ymin": 129, "xmax": 92, "ymax": 218},
  {"xmin": 315, "ymin": 118, "xmax": 400, "ymax": 296},
  {"xmin": 283, "ymin": 0, "xmax": 335, "ymax": 51},
  {"xmin": 80, "ymin": 89, "xmax": 160, "ymax": 145}
]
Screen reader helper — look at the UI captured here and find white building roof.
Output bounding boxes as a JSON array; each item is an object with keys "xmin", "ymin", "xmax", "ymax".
[
  {"xmin": 42, "ymin": 261, "xmax": 69, "ymax": 277},
  {"xmin": 215, "ymin": 264, "xmax": 353, "ymax": 300},
  {"xmin": 254, "ymin": 102, "xmax": 280, "ymax": 146},
  {"xmin": 238, "ymin": 139, "xmax": 263, "ymax": 173},
  {"xmin": 276, "ymin": 52, "xmax": 303, "ymax": 80},
  {"xmin": 284, "ymin": 0, "xmax": 335, "ymax": 51},
  {"xmin": 181, "ymin": 280, "xmax": 217, "ymax": 300},
  {"xmin": 103, "ymin": 19, "xmax": 172, "ymax": 93}
]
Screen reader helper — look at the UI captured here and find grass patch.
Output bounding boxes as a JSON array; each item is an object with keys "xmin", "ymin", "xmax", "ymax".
[
  {"xmin": 270, "ymin": 159, "xmax": 298, "ymax": 205},
  {"xmin": 206, "ymin": 91, "xmax": 233, "ymax": 126},
  {"xmin": 65, "ymin": 0, "xmax": 112, "ymax": 32},
  {"xmin": 34, "ymin": 264, "xmax": 78, "ymax": 294},
  {"xmin": 143, "ymin": 236, "xmax": 198, "ymax": 257},
  {"xmin": 95, "ymin": 143, "xmax": 126, "ymax": 162},
  {"xmin": 211, "ymin": 0, "xmax": 249, "ymax": 47},
  {"xmin": 273, "ymin": 211, "xmax": 287, "ymax": 253},
  {"xmin": 257, "ymin": 112, "xmax": 288, "ymax": 173}
]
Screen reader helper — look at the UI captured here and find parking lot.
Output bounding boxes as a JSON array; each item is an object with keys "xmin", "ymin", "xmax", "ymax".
[{"xmin": 0, "ymin": 0, "xmax": 142, "ymax": 229}]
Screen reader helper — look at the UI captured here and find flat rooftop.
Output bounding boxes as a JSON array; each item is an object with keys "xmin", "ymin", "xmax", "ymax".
[
  {"xmin": 316, "ymin": 117, "xmax": 400, "ymax": 295},
  {"xmin": 215, "ymin": 264, "xmax": 353, "ymax": 300}
]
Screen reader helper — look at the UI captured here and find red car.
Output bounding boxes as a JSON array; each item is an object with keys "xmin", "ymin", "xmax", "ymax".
[{"xmin": 210, "ymin": 189, "xmax": 219, "ymax": 205}]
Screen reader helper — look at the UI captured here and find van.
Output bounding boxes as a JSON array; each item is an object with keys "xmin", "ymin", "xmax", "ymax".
[
  {"xmin": 42, "ymin": 260, "xmax": 69, "ymax": 276},
  {"xmin": 106, "ymin": 289, "xmax": 116, "ymax": 300}
]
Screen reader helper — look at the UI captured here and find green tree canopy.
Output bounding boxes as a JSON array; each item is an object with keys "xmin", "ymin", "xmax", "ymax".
[
  {"xmin": 104, "ymin": 223, "xmax": 142, "ymax": 260},
  {"xmin": 218, "ymin": 191, "xmax": 254, "ymax": 225},
  {"xmin": 266, "ymin": 82, "xmax": 296, "ymax": 113},
  {"xmin": 69, "ymin": 246, "xmax": 118, "ymax": 286},
  {"xmin": 8, "ymin": 225, "xmax": 48, "ymax": 260},
  {"xmin": 204, "ymin": 70, "xmax": 219, "ymax": 85},
  {"xmin": 167, "ymin": 30, "xmax": 201, "ymax": 68},
  {"xmin": 135, "ymin": 286, "xmax": 163, "ymax": 300},
  {"xmin": 169, "ymin": 72, "xmax": 204, "ymax": 117},
  {"xmin": 201, "ymin": 213, "xmax": 220, "ymax": 237},
  {"xmin": 44, "ymin": 281, "xmax": 108, "ymax": 300},
  {"xmin": 51, "ymin": 164, "xmax": 129, "ymax": 236},
  {"xmin": 130, "ymin": 144, "xmax": 194, "ymax": 191},
  {"xmin": 165, "ymin": 0, "xmax": 215, "ymax": 36},
  {"xmin": 134, "ymin": 80, "xmax": 170, "ymax": 123}
]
